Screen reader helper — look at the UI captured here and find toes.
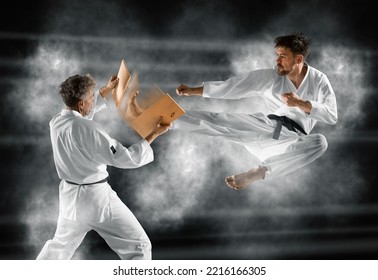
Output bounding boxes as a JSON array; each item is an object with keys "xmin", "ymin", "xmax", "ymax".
[
  {"xmin": 225, "ymin": 177, "xmax": 239, "ymax": 190},
  {"xmin": 225, "ymin": 175, "xmax": 234, "ymax": 182}
]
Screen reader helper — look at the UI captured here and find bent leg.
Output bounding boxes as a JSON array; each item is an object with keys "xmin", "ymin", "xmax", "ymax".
[
  {"xmin": 262, "ymin": 133, "xmax": 328, "ymax": 179},
  {"xmin": 92, "ymin": 195, "xmax": 151, "ymax": 260},
  {"xmin": 225, "ymin": 134, "xmax": 328, "ymax": 189},
  {"xmin": 36, "ymin": 217, "xmax": 90, "ymax": 260}
]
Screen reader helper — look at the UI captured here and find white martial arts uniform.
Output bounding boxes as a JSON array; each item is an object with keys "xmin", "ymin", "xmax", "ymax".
[
  {"xmin": 174, "ymin": 63, "xmax": 337, "ymax": 178},
  {"xmin": 37, "ymin": 94, "xmax": 154, "ymax": 260}
]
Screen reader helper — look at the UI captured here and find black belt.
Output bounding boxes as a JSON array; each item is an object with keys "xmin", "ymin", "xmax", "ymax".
[
  {"xmin": 267, "ymin": 114, "xmax": 307, "ymax": 140},
  {"xmin": 65, "ymin": 177, "xmax": 108, "ymax": 186}
]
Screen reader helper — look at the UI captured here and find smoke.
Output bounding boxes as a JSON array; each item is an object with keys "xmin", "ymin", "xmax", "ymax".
[
  {"xmin": 132, "ymin": 133, "xmax": 216, "ymax": 228},
  {"xmin": 21, "ymin": 184, "xmax": 59, "ymax": 257},
  {"xmin": 314, "ymin": 46, "xmax": 369, "ymax": 131},
  {"xmin": 4, "ymin": 39, "xmax": 93, "ymax": 139}
]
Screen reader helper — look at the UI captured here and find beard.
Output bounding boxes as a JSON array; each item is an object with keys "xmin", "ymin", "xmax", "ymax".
[{"xmin": 277, "ymin": 64, "xmax": 290, "ymax": 76}]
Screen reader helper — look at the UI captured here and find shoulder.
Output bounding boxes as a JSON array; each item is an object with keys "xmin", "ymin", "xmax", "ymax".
[
  {"xmin": 72, "ymin": 116, "xmax": 111, "ymax": 143},
  {"xmin": 72, "ymin": 115, "xmax": 97, "ymax": 131},
  {"xmin": 306, "ymin": 65, "xmax": 335, "ymax": 95},
  {"xmin": 49, "ymin": 112, "xmax": 61, "ymax": 127},
  {"xmin": 307, "ymin": 64, "xmax": 328, "ymax": 79},
  {"xmin": 307, "ymin": 65, "xmax": 332, "ymax": 84}
]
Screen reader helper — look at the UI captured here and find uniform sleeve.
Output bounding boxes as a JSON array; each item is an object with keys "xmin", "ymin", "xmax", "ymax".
[
  {"xmin": 203, "ymin": 69, "xmax": 275, "ymax": 99},
  {"xmin": 94, "ymin": 93, "xmax": 107, "ymax": 113},
  {"xmin": 308, "ymin": 75, "xmax": 338, "ymax": 125},
  {"xmin": 85, "ymin": 92, "xmax": 107, "ymax": 120},
  {"xmin": 93, "ymin": 128, "xmax": 154, "ymax": 169}
]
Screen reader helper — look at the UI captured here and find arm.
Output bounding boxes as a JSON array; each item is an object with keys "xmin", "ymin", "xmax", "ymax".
[
  {"xmin": 281, "ymin": 75, "xmax": 337, "ymax": 125},
  {"xmin": 176, "ymin": 84, "xmax": 204, "ymax": 96},
  {"xmin": 93, "ymin": 117, "xmax": 172, "ymax": 169},
  {"xmin": 96, "ymin": 138, "xmax": 155, "ymax": 169},
  {"xmin": 176, "ymin": 69, "xmax": 275, "ymax": 100},
  {"xmin": 99, "ymin": 75, "xmax": 119, "ymax": 98},
  {"xmin": 97, "ymin": 75, "xmax": 119, "ymax": 111},
  {"xmin": 87, "ymin": 75, "xmax": 119, "ymax": 119},
  {"xmin": 307, "ymin": 75, "xmax": 338, "ymax": 124},
  {"xmin": 281, "ymin": 92, "xmax": 312, "ymax": 113},
  {"xmin": 144, "ymin": 117, "xmax": 172, "ymax": 144}
]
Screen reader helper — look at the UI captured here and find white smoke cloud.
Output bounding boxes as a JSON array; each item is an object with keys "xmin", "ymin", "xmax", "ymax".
[
  {"xmin": 22, "ymin": 43, "xmax": 83, "ymax": 123},
  {"xmin": 314, "ymin": 45, "xmax": 369, "ymax": 131}
]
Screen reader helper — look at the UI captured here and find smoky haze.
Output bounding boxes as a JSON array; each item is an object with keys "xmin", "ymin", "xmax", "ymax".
[{"xmin": 2, "ymin": 0, "xmax": 376, "ymax": 259}]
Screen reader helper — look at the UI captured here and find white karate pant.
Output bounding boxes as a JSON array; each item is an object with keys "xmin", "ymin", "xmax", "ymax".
[
  {"xmin": 174, "ymin": 110, "xmax": 328, "ymax": 178},
  {"xmin": 36, "ymin": 182, "xmax": 151, "ymax": 260}
]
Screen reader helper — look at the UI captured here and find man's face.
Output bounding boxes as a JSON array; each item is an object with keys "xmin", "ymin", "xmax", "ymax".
[
  {"xmin": 276, "ymin": 47, "xmax": 296, "ymax": 76},
  {"xmin": 80, "ymin": 89, "xmax": 95, "ymax": 117}
]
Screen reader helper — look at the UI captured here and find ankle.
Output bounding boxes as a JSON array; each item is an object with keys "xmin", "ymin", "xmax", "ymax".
[
  {"xmin": 259, "ymin": 166, "xmax": 268, "ymax": 179},
  {"xmin": 247, "ymin": 166, "xmax": 267, "ymax": 180}
]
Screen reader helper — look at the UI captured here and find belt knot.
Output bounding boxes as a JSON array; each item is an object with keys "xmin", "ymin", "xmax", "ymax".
[{"xmin": 267, "ymin": 114, "xmax": 307, "ymax": 140}]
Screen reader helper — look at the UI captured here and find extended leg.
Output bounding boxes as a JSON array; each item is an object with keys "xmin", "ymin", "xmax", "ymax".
[{"xmin": 173, "ymin": 110, "xmax": 276, "ymax": 143}]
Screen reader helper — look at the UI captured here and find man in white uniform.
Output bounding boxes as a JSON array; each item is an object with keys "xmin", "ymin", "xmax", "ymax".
[
  {"xmin": 175, "ymin": 33, "xmax": 337, "ymax": 190},
  {"xmin": 36, "ymin": 74, "xmax": 171, "ymax": 260}
]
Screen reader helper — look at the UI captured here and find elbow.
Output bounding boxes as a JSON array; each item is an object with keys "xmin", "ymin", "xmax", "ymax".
[
  {"xmin": 323, "ymin": 107, "xmax": 338, "ymax": 125},
  {"xmin": 330, "ymin": 111, "xmax": 338, "ymax": 125},
  {"xmin": 130, "ymin": 151, "xmax": 154, "ymax": 168},
  {"xmin": 114, "ymin": 156, "xmax": 153, "ymax": 169},
  {"xmin": 329, "ymin": 116, "xmax": 338, "ymax": 125},
  {"xmin": 127, "ymin": 153, "xmax": 154, "ymax": 169},
  {"xmin": 113, "ymin": 150, "xmax": 154, "ymax": 169}
]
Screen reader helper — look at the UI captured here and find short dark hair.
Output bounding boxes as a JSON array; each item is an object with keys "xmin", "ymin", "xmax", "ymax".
[
  {"xmin": 59, "ymin": 74, "xmax": 96, "ymax": 108},
  {"xmin": 274, "ymin": 32, "xmax": 310, "ymax": 59}
]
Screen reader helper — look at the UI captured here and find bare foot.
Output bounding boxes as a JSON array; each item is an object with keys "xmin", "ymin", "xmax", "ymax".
[
  {"xmin": 125, "ymin": 91, "xmax": 145, "ymax": 121},
  {"xmin": 225, "ymin": 166, "xmax": 268, "ymax": 190}
]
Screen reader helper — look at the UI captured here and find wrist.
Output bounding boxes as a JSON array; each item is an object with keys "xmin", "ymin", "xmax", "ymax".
[
  {"xmin": 99, "ymin": 86, "xmax": 111, "ymax": 98},
  {"xmin": 300, "ymin": 100, "xmax": 312, "ymax": 113},
  {"xmin": 145, "ymin": 133, "xmax": 157, "ymax": 144},
  {"xmin": 191, "ymin": 86, "xmax": 204, "ymax": 96}
]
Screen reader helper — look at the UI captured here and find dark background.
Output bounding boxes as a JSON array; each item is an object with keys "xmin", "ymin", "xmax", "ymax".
[{"xmin": 1, "ymin": 0, "xmax": 378, "ymax": 260}]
